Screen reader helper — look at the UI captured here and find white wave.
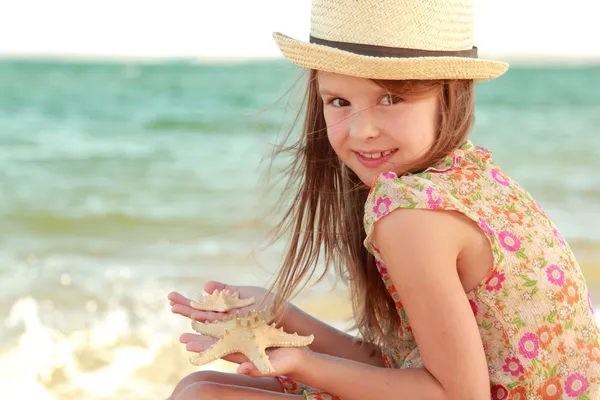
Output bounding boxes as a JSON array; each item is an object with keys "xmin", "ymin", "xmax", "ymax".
[
  {"xmin": 0, "ymin": 295, "xmax": 203, "ymax": 399},
  {"xmin": 1, "ymin": 297, "xmax": 71, "ymax": 399}
]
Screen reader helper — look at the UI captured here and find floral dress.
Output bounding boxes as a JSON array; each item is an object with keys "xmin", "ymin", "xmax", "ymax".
[{"xmin": 278, "ymin": 141, "xmax": 600, "ymax": 399}]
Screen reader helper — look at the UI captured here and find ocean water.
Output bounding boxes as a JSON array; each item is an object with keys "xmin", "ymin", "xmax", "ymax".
[{"xmin": 0, "ymin": 59, "xmax": 599, "ymax": 399}]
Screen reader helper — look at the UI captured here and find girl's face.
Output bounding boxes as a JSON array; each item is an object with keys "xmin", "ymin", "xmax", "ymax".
[{"xmin": 318, "ymin": 71, "xmax": 439, "ymax": 185}]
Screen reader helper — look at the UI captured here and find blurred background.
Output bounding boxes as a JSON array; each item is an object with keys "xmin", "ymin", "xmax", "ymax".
[{"xmin": 0, "ymin": 1, "xmax": 599, "ymax": 399}]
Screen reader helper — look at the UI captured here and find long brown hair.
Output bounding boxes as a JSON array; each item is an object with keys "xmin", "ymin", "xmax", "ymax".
[{"xmin": 266, "ymin": 69, "xmax": 475, "ymax": 347}]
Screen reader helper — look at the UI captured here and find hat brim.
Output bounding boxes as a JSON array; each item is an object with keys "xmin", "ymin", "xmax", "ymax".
[{"xmin": 273, "ymin": 32, "xmax": 508, "ymax": 82}]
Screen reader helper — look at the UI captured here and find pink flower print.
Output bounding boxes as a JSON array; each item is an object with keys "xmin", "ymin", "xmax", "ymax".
[
  {"xmin": 479, "ymin": 217, "xmax": 495, "ymax": 237},
  {"xmin": 491, "ymin": 168, "xmax": 510, "ymax": 186},
  {"xmin": 375, "ymin": 260, "xmax": 388, "ymax": 274},
  {"xmin": 589, "ymin": 293, "xmax": 595, "ymax": 315},
  {"xmin": 552, "ymin": 228, "xmax": 566, "ymax": 246},
  {"xmin": 502, "ymin": 357, "xmax": 524, "ymax": 377},
  {"xmin": 545, "ymin": 264, "xmax": 565, "ymax": 286},
  {"xmin": 518, "ymin": 332, "xmax": 540, "ymax": 359},
  {"xmin": 373, "ymin": 197, "xmax": 392, "ymax": 218},
  {"xmin": 425, "ymin": 186, "xmax": 442, "ymax": 210},
  {"xmin": 564, "ymin": 373, "xmax": 589, "ymax": 397},
  {"xmin": 491, "ymin": 384, "xmax": 508, "ymax": 400},
  {"xmin": 381, "ymin": 171, "xmax": 397, "ymax": 179},
  {"xmin": 469, "ymin": 299, "xmax": 478, "ymax": 316},
  {"xmin": 498, "ymin": 231, "xmax": 521, "ymax": 252},
  {"xmin": 475, "ymin": 145, "xmax": 489, "ymax": 153},
  {"xmin": 485, "ymin": 270, "xmax": 506, "ymax": 291}
]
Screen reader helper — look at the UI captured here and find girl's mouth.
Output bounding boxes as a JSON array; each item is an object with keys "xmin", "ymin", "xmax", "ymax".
[{"xmin": 354, "ymin": 149, "xmax": 398, "ymax": 168}]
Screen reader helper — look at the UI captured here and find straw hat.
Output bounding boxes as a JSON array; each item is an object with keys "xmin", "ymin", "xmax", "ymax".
[{"xmin": 273, "ymin": 0, "xmax": 508, "ymax": 81}]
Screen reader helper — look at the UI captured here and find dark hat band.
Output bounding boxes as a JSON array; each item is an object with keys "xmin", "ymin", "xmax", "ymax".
[{"xmin": 309, "ymin": 35, "xmax": 478, "ymax": 59}]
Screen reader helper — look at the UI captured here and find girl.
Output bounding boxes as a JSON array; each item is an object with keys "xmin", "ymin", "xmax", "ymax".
[{"xmin": 169, "ymin": 0, "xmax": 600, "ymax": 399}]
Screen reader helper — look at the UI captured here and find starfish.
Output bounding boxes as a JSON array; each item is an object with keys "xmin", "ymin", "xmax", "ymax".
[
  {"xmin": 189, "ymin": 309, "xmax": 314, "ymax": 374},
  {"xmin": 190, "ymin": 289, "xmax": 255, "ymax": 312},
  {"xmin": 191, "ymin": 308, "xmax": 273, "ymax": 337}
]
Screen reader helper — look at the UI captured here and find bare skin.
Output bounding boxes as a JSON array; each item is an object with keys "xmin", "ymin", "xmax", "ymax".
[
  {"xmin": 169, "ymin": 370, "xmax": 298, "ymax": 400},
  {"xmin": 175, "ymin": 382, "xmax": 302, "ymax": 400}
]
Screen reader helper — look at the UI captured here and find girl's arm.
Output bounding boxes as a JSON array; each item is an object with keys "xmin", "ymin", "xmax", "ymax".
[
  {"xmin": 370, "ymin": 208, "xmax": 490, "ymax": 399},
  {"xmin": 279, "ymin": 209, "xmax": 491, "ymax": 399},
  {"xmin": 280, "ymin": 303, "xmax": 385, "ymax": 367},
  {"xmin": 290, "ymin": 351, "xmax": 446, "ymax": 400}
]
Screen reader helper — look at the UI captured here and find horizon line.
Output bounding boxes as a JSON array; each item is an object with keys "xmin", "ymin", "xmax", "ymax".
[{"xmin": 1, "ymin": 52, "xmax": 599, "ymax": 66}]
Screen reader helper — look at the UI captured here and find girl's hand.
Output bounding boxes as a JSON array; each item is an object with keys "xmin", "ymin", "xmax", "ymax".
[
  {"xmin": 237, "ymin": 346, "xmax": 309, "ymax": 378},
  {"xmin": 180, "ymin": 332, "xmax": 310, "ymax": 378},
  {"xmin": 168, "ymin": 281, "xmax": 277, "ymax": 324}
]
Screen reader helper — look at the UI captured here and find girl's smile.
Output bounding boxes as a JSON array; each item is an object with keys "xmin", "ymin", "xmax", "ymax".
[{"xmin": 353, "ymin": 148, "xmax": 399, "ymax": 169}]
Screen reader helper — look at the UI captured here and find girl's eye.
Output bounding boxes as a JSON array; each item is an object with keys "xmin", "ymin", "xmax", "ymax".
[
  {"xmin": 381, "ymin": 94, "xmax": 403, "ymax": 105},
  {"xmin": 326, "ymin": 96, "xmax": 402, "ymax": 107},
  {"xmin": 330, "ymin": 98, "xmax": 350, "ymax": 107}
]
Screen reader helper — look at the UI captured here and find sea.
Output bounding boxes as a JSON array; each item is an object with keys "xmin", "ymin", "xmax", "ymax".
[{"xmin": 1, "ymin": 58, "xmax": 599, "ymax": 399}]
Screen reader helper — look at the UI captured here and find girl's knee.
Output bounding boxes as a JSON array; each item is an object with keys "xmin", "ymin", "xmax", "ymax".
[
  {"xmin": 174, "ymin": 382, "xmax": 224, "ymax": 400},
  {"xmin": 170, "ymin": 371, "xmax": 228, "ymax": 399}
]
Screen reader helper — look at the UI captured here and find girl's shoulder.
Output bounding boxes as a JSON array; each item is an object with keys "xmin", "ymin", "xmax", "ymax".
[
  {"xmin": 364, "ymin": 140, "xmax": 496, "ymax": 224},
  {"xmin": 363, "ymin": 141, "xmax": 543, "ymax": 253}
]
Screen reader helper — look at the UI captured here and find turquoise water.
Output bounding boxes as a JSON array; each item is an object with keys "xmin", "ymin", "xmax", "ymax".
[{"xmin": 1, "ymin": 59, "xmax": 599, "ymax": 399}]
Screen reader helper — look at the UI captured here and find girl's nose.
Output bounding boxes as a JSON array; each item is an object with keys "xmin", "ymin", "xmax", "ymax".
[{"xmin": 348, "ymin": 109, "xmax": 380, "ymax": 140}]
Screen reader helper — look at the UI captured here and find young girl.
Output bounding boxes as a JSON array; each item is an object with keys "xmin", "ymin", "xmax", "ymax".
[{"xmin": 168, "ymin": 0, "xmax": 600, "ymax": 398}]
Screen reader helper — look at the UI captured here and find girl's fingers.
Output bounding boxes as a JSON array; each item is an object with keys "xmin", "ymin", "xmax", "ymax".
[
  {"xmin": 237, "ymin": 362, "xmax": 261, "ymax": 377},
  {"xmin": 181, "ymin": 333, "xmax": 249, "ymax": 365},
  {"xmin": 169, "ymin": 287, "xmax": 248, "ymax": 322},
  {"xmin": 167, "ymin": 292, "xmax": 192, "ymax": 306},
  {"xmin": 171, "ymin": 303, "xmax": 233, "ymax": 323},
  {"xmin": 223, "ymin": 353, "xmax": 249, "ymax": 365},
  {"xmin": 180, "ymin": 332, "xmax": 214, "ymax": 345},
  {"xmin": 190, "ymin": 310, "xmax": 230, "ymax": 322},
  {"xmin": 170, "ymin": 304, "xmax": 194, "ymax": 319},
  {"xmin": 203, "ymin": 280, "xmax": 233, "ymax": 294}
]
